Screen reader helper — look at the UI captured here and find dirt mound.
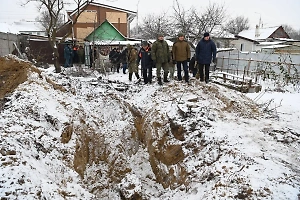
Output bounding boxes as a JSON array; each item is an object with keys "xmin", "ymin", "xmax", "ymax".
[{"xmin": 0, "ymin": 55, "xmax": 40, "ymax": 99}]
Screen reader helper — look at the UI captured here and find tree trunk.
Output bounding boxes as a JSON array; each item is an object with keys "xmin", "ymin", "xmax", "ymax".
[{"xmin": 53, "ymin": 47, "xmax": 61, "ymax": 73}]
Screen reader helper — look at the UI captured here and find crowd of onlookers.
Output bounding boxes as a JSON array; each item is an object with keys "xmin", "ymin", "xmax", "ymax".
[
  {"xmin": 63, "ymin": 43, "xmax": 85, "ymax": 68},
  {"xmin": 64, "ymin": 31, "xmax": 216, "ymax": 85}
]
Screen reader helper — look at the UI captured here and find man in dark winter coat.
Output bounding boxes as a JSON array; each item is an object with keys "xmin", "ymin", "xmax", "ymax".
[
  {"xmin": 109, "ymin": 48, "xmax": 121, "ymax": 72},
  {"xmin": 151, "ymin": 33, "xmax": 170, "ymax": 85},
  {"xmin": 137, "ymin": 41, "xmax": 153, "ymax": 84},
  {"xmin": 119, "ymin": 48, "xmax": 128, "ymax": 74},
  {"xmin": 195, "ymin": 32, "xmax": 217, "ymax": 83},
  {"xmin": 77, "ymin": 45, "xmax": 85, "ymax": 64},
  {"xmin": 109, "ymin": 48, "xmax": 117, "ymax": 60},
  {"xmin": 189, "ymin": 54, "xmax": 197, "ymax": 77},
  {"xmin": 64, "ymin": 43, "xmax": 73, "ymax": 68},
  {"xmin": 172, "ymin": 33, "xmax": 191, "ymax": 83}
]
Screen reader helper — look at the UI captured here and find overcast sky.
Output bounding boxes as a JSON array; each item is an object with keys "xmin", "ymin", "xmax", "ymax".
[{"xmin": 0, "ymin": 0, "xmax": 299, "ymax": 30}]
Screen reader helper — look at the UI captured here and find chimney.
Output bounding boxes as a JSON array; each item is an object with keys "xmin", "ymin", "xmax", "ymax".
[{"xmin": 255, "ymin": 25, "xmax": 260, "ymax": 37}]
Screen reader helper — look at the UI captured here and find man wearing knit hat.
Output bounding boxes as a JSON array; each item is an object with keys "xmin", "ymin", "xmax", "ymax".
[
  {"xmin": 195, "ymin": 32, "xmax": 216, "ymax": 83},
  {"xmin": 172, "ymin": 32, "xmax": 191, "ymax": 83},
  {"xmin": 204, "ymin": 32, "xmax": 210, "ymax": 37}
]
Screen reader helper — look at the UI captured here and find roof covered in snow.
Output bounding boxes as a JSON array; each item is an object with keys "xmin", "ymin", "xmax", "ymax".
[
  {"xmin": 92, "ymin": 39, "xmax": 174, "ymax": 47},
  {"xmin": 257, "ymin": 41, "xmax": 287, "ymax": 46},
  {"xmin": 237, "ymin": 26, "xmax": 279, "ymax": 41},
  {"xmin": 92, "ymin": 40, "xmax": 142, "ymax": 46},
  {"xmin": 0, "ymin": 22, "xmax": 20, "ymax": 34},
  {"xmin": 261, "ymin": 44, "xmax": 291, "ymax": 49},
  {"xmin": 0, "ymin": 21, "xmax": 44, "ymax": 34}
]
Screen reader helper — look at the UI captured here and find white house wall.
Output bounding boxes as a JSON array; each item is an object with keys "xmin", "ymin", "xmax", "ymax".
[{"xmin": 231, "ymin": 38, "xmax": 257, "ymax": 52}]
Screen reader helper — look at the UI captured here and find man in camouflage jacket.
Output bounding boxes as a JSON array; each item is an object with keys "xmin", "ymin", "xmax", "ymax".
[
  {"xmin": 127, "ymin": 44, "xmax": 140, "ymax": 81},
  {"xmin": 151, "ymin": 33, "xmax": 170, "ymax": 85}
]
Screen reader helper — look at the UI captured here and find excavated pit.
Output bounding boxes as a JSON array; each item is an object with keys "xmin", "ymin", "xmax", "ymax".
[{"xmin": 0, "ymin": 55, "xmax": 266, "ymax": 199}]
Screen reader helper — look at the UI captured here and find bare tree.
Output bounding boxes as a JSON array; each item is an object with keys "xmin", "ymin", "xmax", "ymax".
[
  {"xmin": 138, "ymin": 12, "xmax": 174, "ymax": 39},
  {"xmin": 172, "ymin": 1, "xmax": 227, "ymax": 43},
  {"xmin": 282, "ymin": 24, "xmax": 300, "ymax": 40},
  {"xmin": 225, "ymin": 16, "xmax": 250, "ymax": 35},
  {"xmin": 23, "ymin": 0, "xmax": 87, "ymax": 73},
  {"xmin": 35, "ymin": 10, "xmax": 65, "ymax": 31},
  {"xmin": 172, "ymin": 0, "xmax": 192, "ymax": 37}
]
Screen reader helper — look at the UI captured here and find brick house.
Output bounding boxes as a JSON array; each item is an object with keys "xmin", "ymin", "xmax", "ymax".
[{"xmin": 57, "ymin": 1, "xmax": 136, "ymax": 42}]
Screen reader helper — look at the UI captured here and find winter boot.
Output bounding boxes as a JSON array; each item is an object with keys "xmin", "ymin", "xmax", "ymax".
[
  {"xmin": 163, "ymin": 72, "xmax": 169, "ymax": 82},
  {"xmin": 135, "ymin": 72, "xmax": 140, "ymax": 80},
  {"xmin": 163, "ymin": 76, "xmax": 170, "ymax": 83},
  {"xmin": 129, "ymin": 73, "xmax": 133, "ymax": 81},
  {"xmin": 157, "ymin": 77, "xmax": 163, "ymax": 85}
]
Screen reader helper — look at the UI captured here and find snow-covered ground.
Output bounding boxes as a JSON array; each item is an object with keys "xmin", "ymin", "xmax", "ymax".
[{"xmin": 0, "ymin": 57, "xmax": 299, "ymax": 199}]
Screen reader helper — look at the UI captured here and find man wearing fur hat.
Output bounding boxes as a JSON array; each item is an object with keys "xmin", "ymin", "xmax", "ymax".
[
  {"xmin": 172, "ymin": 33, "xmax": 191, "ymax": 83},
  {"xmin": 195, "ymin": 32, "xmax": 216, "ymax": 83},
  {"xmin": 151, "ymin": 33, "xmax": 170, "ymax": 85}
]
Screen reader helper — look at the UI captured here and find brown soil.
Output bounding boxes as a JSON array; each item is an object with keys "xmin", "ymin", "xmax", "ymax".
[{"xmin": 0, "ymin": 55, "xmax": 40, "ymax": 99}]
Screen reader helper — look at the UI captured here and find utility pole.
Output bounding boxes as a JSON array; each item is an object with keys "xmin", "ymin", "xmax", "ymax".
[
  {"xmin": 136, "ymin": 0, "xmax": 141, "ymax": 34},
  {"xmin": 255, "ymin": 12, "xmax": 262, "ymax": 28}
]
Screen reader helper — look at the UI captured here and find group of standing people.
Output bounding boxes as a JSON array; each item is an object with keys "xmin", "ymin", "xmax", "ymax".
[
  {"xmin": 64, "ymin": 31, "xmax": 216, "ymax": 85},
  {"xmin": 107, "ymin": 31, "xmax": 216, "ymax": 85},
  {"xmin": 138, "ymin": 31, "xmax": 216, "ymax": 85},
  {"xmin": 108, "ymin": 46, "xmax": 140, "ymax": 80},
  {"xmin": 64, "ymin": 43, "xmax": 85, "ymax": 68}
]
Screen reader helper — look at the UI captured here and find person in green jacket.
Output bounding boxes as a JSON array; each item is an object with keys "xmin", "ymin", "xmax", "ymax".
[
  {"xmin": 77, "ymin": 45, "xmax": 85, "ymax": 64},
  {"xmin": 127, "ymin": 44, "xmax": 140, "ymax": 82},
  {"xmin": 151, "ymin": 33, "xmax": 170, "ymax": 85}
]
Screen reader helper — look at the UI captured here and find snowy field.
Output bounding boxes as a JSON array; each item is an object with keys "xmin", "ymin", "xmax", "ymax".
[{"xmin": 0, "ymin": 57, "xmax": 299, "ymax": 199}]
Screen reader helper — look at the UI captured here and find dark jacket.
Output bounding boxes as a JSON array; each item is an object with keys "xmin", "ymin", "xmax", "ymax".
[
  {"xmin": 109, "ymin": 49, "xmax": 120, "ymax": 64},
  {"xmin": 189, "ymin": 54, "xmax": 196, "ymax": 70},
  {"xmin": 119, "ymin": 48, "xmax": 128, "ymax": 64},
  {"xmin": 137, "ymin": 46, "xmax": 153, "ymax": 69},
  {"xmin": 64, "ymin": 45, "xmax": 72, "ymax": 59},
  {"xmin": 195, "ymin": 38, "xmax": 216, "ymax": 64}
]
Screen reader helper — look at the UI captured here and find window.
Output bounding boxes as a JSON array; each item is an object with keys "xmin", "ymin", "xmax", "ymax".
[{"xmin": 77, "ymin": 10, "xmax": 97, "ymax": 23}]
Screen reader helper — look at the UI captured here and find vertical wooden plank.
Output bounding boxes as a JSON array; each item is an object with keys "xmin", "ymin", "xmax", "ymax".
[
  {"xmin": 223, "ymin": 73, "xmax": 227, "ymax": 83},
  {"xmin": 221, "ymin": 56, "xmax": 224, "ymax": 72},
  {"xmin": 7, "ymin": 33, "xmax": 10, "ymax": 54},
  {"xmin": 247, "ymin": 58, "xmax": 252, "ymax": 76}
]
